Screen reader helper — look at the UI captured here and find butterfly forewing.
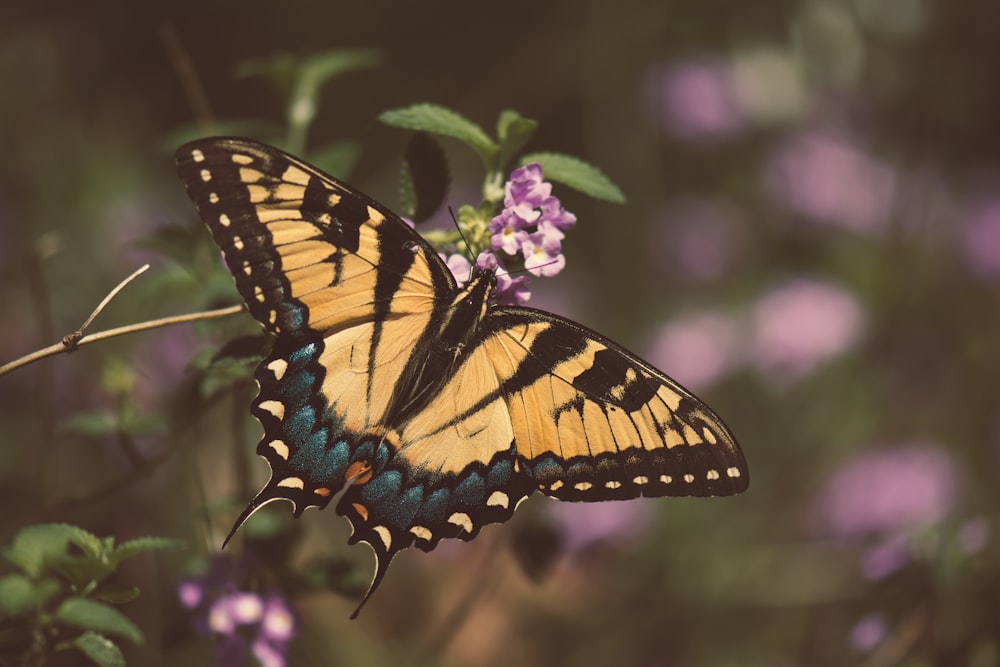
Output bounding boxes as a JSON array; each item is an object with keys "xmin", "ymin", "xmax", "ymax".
[{"xmin": 175, "ymin": 138, "xmax": 454, "ymax": 337}]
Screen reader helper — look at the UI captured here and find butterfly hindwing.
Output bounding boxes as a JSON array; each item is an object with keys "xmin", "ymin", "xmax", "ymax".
[{"xmin": 482, "ymin": 308, "xmax": 748, "ymax": 500}]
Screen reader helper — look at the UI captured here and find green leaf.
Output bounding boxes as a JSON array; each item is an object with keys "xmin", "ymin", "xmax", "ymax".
[
  {"xmin": 400, "ymin": 132, "xmax": 449, "ymax": 222},
  {"xmin": 62, "ymin": 631, "xmax": 126, "ymax": 667},
  {"xmin": 496, "ymin": 109, "xmax": 538, "ymax": 170},
  {"xmin": 59, "ymin": 410, "xmax": 118, "ymax": 437},
  {"xmin": 110, "ymin": 536, "xmax": 184, "ymax": 568},
  {"xmin": 5, "ymin": 524, "xmax": 101, "ymax": 578},
  {"xmin": 93, "ymin": 583, "xmax": 141, "ymax": 605},
  {"xmin": 286, "ymin": 49, "xmax": 382, "ymax": 152},
  {"xmin": 55, "ymin": 598, "xmax": 143, "ymax": 645},
  {"xmin": 520, "ymin": 152, "xmax": 626, "ymax": 203},
  {"xmin": 0, "ymin": 573, "xmax": 61, "ymax": 615},
  {"xmin": 380, "ymin": 104, "xmax": 498, "ymax": 167}
]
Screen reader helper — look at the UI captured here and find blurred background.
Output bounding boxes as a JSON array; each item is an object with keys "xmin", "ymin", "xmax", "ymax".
[{"xmin": 2, "ymin": 0, "xmax": 1000, "ymax": 665}]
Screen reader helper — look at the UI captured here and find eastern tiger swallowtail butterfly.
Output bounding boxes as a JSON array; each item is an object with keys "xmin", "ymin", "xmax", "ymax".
[{"xmin": 175, "ymin": 137, "xmax": 748, "ymax": 617}]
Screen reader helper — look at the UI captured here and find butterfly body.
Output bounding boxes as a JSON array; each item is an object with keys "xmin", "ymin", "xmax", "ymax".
[{"xmin": 175, "ymin": 138, "xmax": 748, "ymax": 616}]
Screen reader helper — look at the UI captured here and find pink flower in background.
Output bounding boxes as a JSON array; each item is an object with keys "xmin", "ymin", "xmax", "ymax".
[
  {"xmin": 812, "ymin": 444, "xmax": 959, "ymax": 538},
  {"xmin": 750, "ymin": 279, "xmax": 864, "ymax": 382},
  {"xmin": 546, "ymin": 499, "xmax": 654, "ymax": 554},
  {"xmin": 648, "ymin": 310, "xmax": 742, "ymax": 392},
  {"xmin": 961, "ymin": 199, "xmax": 1000, "ymax": 278},
  {"xmin": 650, "ymin": 197, "xmax": 744, "ymax": 282},
  {"xmin": 646, "ymin": 58, "xmax": 747, "ymax": 140},
  {"xmin": 850, "ymin": 613, "xmax": 888, "ymax": 652},
  {"xmin": 764, "ymin": 133, "xmax": 897, "ymax": 232}
]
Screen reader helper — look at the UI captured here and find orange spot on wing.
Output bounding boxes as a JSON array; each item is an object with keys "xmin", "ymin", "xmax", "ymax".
[
  {"xmin": 313, "ymin": 487, "xmax": 332, "ymax": 497},
  {"xmin": 351, "ymin": 503, "xmax": 369, "ymax": 522},
  {"xmin": 345, "ymin": 460, "xmax": 373, "ymax": 485}
]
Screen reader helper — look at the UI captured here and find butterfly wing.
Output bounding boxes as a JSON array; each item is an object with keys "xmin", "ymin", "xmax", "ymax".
[
  {"xmin": 482, "ymin": 307, "xmax": 748, "ymax": 499},
  {"xmin": 175, "ymin": 138, "xmax": 463, "ymax": 527}
]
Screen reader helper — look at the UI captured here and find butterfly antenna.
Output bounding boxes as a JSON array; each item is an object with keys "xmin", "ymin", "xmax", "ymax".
[{"xmin": 447, "ymin": 206, "xmax": 479, "ymax": 266}]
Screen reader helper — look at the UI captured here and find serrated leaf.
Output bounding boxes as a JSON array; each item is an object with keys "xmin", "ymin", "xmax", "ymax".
[
  {"xmin": 294, "ymin": 49, "xmax": 382, "ymax": 92},
  {"xmin": 111, "ymin": 537, "xmax": 184, "ymax": 567},
  {"xmin": 380, "ymin": 104, "xmax": 498, "ymax": 167},
  {"xmin": 496, "ymin": 109, "xmax": 538, "ymax": 170},
  {"xmin": 55, "ymin": 598, "xmax": 143, "ymax": 645},
  {"xmin": 400, "ymin": 133, "xmax": 449, "ymax": 222},
  {"xmin": 520, "ymin": 152, "xmax": 626, "ymax": 203},
  {"xmin": 5, "ymin": 524, "xmax": 101, "ymax": 578},
  {"xmin": 62, "ymin": 631, "xmax": 126, "ymax": 667},
  {"xmin": 0, "ymin": 574, "xmax": 61, "ymax": 615}
]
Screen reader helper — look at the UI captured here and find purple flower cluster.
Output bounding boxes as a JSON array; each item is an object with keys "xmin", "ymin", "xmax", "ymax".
[
  {"xmin": 477, "ymin": 163, "xmax": 576, "ymax": 304},
  {"xmin": 178, "ymin": 557, "xmax": 296, "ymax": 667}
]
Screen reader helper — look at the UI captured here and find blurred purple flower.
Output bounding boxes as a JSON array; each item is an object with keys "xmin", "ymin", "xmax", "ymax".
[
  {"xmin": 764, "ymin": 133, "xmax": 897, "ymax": 232},
  {"xmin": 850, "ymin": 613, "xmax": 888, "ymax": 652},
  {"xmin": 750, "ymin": 279, "xmax": 864, "ymax": 382},
  {"xmin": 958, "ymin": 517, "xmax": 990, "ymax": 553},
  {"xmin": 177, "ymin": 556, "xmax": 296, "ymax": 667},
  {"xmin": 812, "ymin": 444, "xmax": 959, "ymax": 538},
  {"xmin": 649, "ymin": 197, "xmax": 745, "ymax": 281},
  {"xmin": 648, "ymin": 310, "xmax": 741, "ymax": 392},
  {"xmin": 860, "ymin": 533, "xmax": 911, "ymax": 580},
  {"xmin": 646, "ymin": 58, "xmax": 747, "ymax": 140},
  {"xmin": 546, "ymin": 499, "xmax": 654, "ymax": 554},
  {"xmin": 961, "ymin": 199, "xmax": 1000, "ymax": 278}
]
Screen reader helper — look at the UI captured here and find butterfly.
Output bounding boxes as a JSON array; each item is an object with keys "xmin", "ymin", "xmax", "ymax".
[{"xmin": 175, "ymin": 137, "xmax": 748, "ymax": 617}]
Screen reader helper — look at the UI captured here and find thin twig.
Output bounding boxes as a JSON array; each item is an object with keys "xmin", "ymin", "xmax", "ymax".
[
  {"xmin": 159, "ymin": 22, "xmax": 217, "ymax": 132},
  {"xmin": 0, "ymin": 305, "xmax": 245, "ymax": 377},
  {"xmin": 62, "ymin": 264, "xmax": 150, "ymax": 349}
]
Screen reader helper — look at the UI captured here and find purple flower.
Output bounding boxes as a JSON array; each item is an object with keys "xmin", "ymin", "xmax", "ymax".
[
  {"xmin": 522, "ymin": 231, "xmax": 566, "ymax": 277},
  {"xmin": 958, "ymin": 517, "xmax": 990, "ymax": 553},
  {"xmin": 860, "ymin": 533, "xmax": 911, "ymax": 580},
  {"xmin": 440, "ymin": 252, "xmax": 473, "ymax": 286},
  {"xmin": 177, "ymin": 556, "xmax": 296, "ymax": 667},
  {"xmin": 812, "ymin": 443, "xmax": 959, "ymax": 538},
  {"xmin": 749, "ymin": 278, "xmax": 864, "ymax": 382},
  {"xmin": 478, "ymin": 163, "xmax": 577, "ymax": 303},
  {"xmin": 546, "ymin": 499, "xmax": 654, "ymax": 554},
  {"xmin": 476, "ymin": 251, "xmax": 532, "ymax": 306},
  {"xmin": 645, "ymin": 58, "xmax": 747, "ymax": 140},
  {"xmin": 178, "ymin": 580, "xmax": 203, "ymax": 609},
  {"xmin": 489, "ymin": 209, "xmax": 531, "ymax": 256},
  {"xmin": 961, "ymin": 199, "xmax": 1000, "ymax": 278},
  {"xmin": 488, "ymin": 162, "xmax": 575, "ymax": 268},
  {"xmin": 850, "ymin": 613, "xmax": 888, "ymax": 652},
  {"xmin": 505, "ymin": 163, "xmax": 550, "ymax": 215},
  {"xmin": 764, "ymin": 132, "xmax": 897, "ymax": 232},
  {"xmin": 650, "ymin": 197, "xmax": 745, "ymax": 282},
  {"xmin": 647, "ymin": 310, "xmax": 742, "ymax": 392}
]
